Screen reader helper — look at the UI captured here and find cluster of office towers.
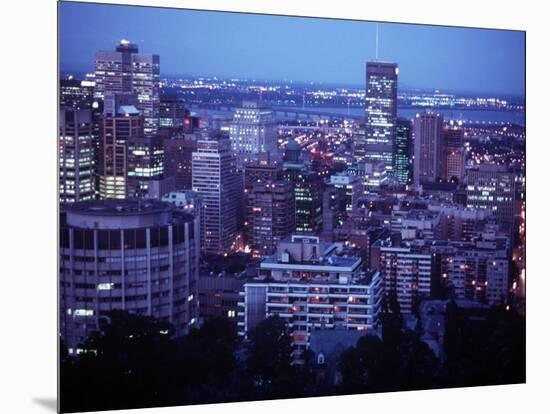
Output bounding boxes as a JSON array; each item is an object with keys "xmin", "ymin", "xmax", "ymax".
[
  {"xmin": 356, "ymin": 62, "xmax": 466, "ymax": 186},
  {"xmin": 59, "ymin": 42, "xmax": 518, "ymax": 359}
]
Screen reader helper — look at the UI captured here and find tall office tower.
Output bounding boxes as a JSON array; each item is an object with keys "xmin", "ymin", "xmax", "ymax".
[
  {"xmin": 395, "ymin": 118, "xmax": 413, "ymax": 185},
  {"xmin": 238, "ymin": 235, "xmax": 383, "ymax": 365},
  {"xmin": 322, "ymin": 173, "xmax": 361, "ymax": 234},
  {"xmin": 282, "ymin": 166, "xmax": 323, "ymax": 235},
  {"xmin": 59, "ymin": 109, "xmax": 95, "ymax": 203},
  {"xmin": 162, "ymin": 129, "xmax": 198, "ymax": 191},
  {"xmin": 364, "ymin": 62, "xmax": 398, "ymax": 173},
  {"xmin": 60, "ymin": 78, "xmax": 103, "ymax": 198},
  {"xmin": 60, "ymin": 78, "xmax": 95, "ymax": 110},
  {"xmin": 371, "ymin": 239, "xmax": 433, "ymax": 314},
  {"xmin": 353, "ymin": 123, "xmax": 367, "ymax": 162},
  {"xmin": 159, "ymin": 93, "xmax": 187, "ymax": 128},
  {"xmin": 59, "ymin": 199, "xmax": 200, "ymax": 353},
  {"xmin": 192, "ymin": 132, "xmax": 241, "ymax": 255},
  {"xmin": 243, "ymin": 155, "xmax": 282, "ymax": 246},
  {"xmin": 99, "ymin": 98, "xmax": 143, "ymax": 199},
  {"xmin": 413, "ymin": 112, "xmax": 444, "ymax": 185},
  {"xmin": 94, "ymin": 40, "xmax": 160, "ymax": 136},
  {"xmin": 442, "ymin": 124, "xmax": 465, "ymax": 181},
  {"xmin": 465, "ymin": 164, "xmax": 515, "ymax": 232},
  {"xmin": 229, "ymin": 101, "xmax": 278, "ymax": 168},
  {"xmin": 126, "ymin": 134, "xmax": 165, "ymax": 198},
  {"xmin": 246, "ymin": 180, "xmax": 295, "ymax": 258}
]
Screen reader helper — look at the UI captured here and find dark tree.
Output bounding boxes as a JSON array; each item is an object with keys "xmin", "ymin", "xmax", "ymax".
[
  {"xmin": 381, "ymin": 292, "xmax": 403, "ymax": 347},
  {"xmin": 441, "ymin": 303, "xmax": 526, "ymax": 388},
  {"xmin": 245, "ymin": 315, "xmax": 310, "ymax": 399},
  {"xmin": 60, "ymin": 310, "xmax": 175, "ymax": 412},
  {"xmin": 247, "ymin": 316, "xmax": 292, "ymax": 383}
]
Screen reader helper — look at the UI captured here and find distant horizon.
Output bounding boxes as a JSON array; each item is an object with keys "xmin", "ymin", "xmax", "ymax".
[
  {"xmin": 60, "ymin": 2, "xmax": 525, "ymax": 98},
  {"xmin": 60, "ymin": 68, "xmax": 526, "ymax": 101}
]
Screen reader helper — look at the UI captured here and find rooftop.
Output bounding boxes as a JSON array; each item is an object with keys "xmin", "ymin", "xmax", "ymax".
[
  {"xmin": 117, "ymin": 105, "xmax": 140, "ymax": 115},
  {"xmin": 66, "ymin": 199, "xmax": 172, "ymax": 217},
  {"xmin": 261, "ymin": 254, "xmax": 361, "ymax": 270}
]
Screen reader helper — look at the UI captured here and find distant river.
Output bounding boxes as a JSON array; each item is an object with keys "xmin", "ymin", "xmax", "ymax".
[
  {"xmin": 276, "ymin": 106, "xmax": 526, "ymax": 126},
  {"xmin": 191, "ymin": 105, "xmax": 525, "ymax": 127}
]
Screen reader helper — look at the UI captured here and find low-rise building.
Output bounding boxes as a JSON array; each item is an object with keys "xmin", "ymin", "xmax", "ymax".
[{"xmin": 238, "ymin": 235, "xmax": 383, "ymax": 364}]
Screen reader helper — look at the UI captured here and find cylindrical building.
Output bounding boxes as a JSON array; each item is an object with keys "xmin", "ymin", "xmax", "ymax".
[{"xmin": 59, "ymin": 199, "xmax": 199, "ymax": 353}]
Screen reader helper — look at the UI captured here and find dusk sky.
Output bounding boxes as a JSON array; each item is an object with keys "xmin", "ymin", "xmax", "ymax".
[{"xmin": 60, "ymin": 1, "xmax": 525, "ymax": 97}]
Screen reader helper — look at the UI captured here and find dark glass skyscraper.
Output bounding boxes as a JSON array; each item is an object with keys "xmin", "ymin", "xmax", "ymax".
[
  {"xmin": 364, "ymin": 61, "xmax": 398, "ymax": 174},
  {"xmin": 395, "ymin": 117, "xmax": 413, "ymax": 185},
  {"xmin": 246, "ymin": 180, "xmax": 295, "ymax": 258},
  {"xmin": 413, "ymin": 112, "xmax": 444, "ymax": 184},
  {"xmin": 282, "ymin": 167, "xmax": 323, "ymax": 234},
  {"xmin": 442, "ymin": 125, "xmax": 465, "ymax": 181},
  {"xmin": 160, "ymin": 93, "xmax": 187, "ymax": 128}
]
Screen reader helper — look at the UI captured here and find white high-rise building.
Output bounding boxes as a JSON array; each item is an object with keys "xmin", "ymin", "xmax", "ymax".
[
  {"xmin": 192, "ymin": 133, "xmax": 241, "ymax": 255},
  {"xmin": 229, "ymin": 101, "xmax": 277, "ymax": 168}
]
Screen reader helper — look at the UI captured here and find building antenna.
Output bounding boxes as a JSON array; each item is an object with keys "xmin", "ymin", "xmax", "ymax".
[{"xmin": 375, "ymin": 23, "xmax": 379, "ymax": 60}]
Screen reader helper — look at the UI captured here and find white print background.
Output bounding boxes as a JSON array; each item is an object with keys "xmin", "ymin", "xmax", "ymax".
[{"xmin": 0, "ymin": 0, "xmax": 546, "ymax": 413}]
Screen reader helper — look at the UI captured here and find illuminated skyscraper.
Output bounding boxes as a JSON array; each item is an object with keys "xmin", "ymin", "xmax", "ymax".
[
  {"xmin": 192, "ymin": 132, "xmax": 241, "ymax": 255},
  {"xmin": 395, "ymin": 117, "xmax": 413, "ymax": 185},
  {"xmin": 283, "ymin": 166, "xmax": 323, "ymax": 235},
  {"xmin": 353, "ymin": 123, "xmax": 367, "ymax": 163},
  {"xmin": 159, "ymin": 93, "xmax": 187, "ymax": 128},
  {"xmin": 94, "ymin": 40, "xmax": 160, "ymax": 137},
  {"xmin": 59, "ymin": 108, "xmax": 94, "ymax": 203},
  {"xmin": 442, "ymin": 124, "xmax": 465, "ymax": 181},
  {"xmin": 162, "ymin": 129, "xmax": 198, "ymax": 191},
  {"xmin": 126, "ymin": 134, "xmax": 164, "ymax": 198},
  {"xmin": 322, "ymin": 173, "xmax": 361, "ymax": 234},
  {"xmin": 246, "ymin": 180, "xmax": 295, "ymax": 258},
  {"xmin": 465, "ymin": 164, "xmax": 515, "ymax": 232},
  {"xmin": 413, "ymin": 112, "xmax": 444, "ymax": 185},
  {"xmin": 99, "ymin": 96, "xmax": 143, "ymax": 199},
  {"xmin": 98, "ymin": 93, "xmax": 167, "ymax": 199},
  {"xmin": 60, "ymin": 77, "xmax": 103, "ymax": 198},
  {"xmin": 229, "ymin": 101, "xmax": 278, "ymax": 168},
  {"xmin": 364, "ymin": 62, "xmax": 398, "ymax": 173},
  {"xmin": 60, "ymin": 78, "xmax": 95, "ymax": 110}
]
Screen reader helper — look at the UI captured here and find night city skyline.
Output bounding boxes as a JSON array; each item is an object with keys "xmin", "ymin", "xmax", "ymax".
[
  {"xmin": 58, "ymin": 2, "xmax": 526, "ymax": 412},
  {"xmin": 60, "ymin": 2, "xmax": 526, "ymax": 97}
]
